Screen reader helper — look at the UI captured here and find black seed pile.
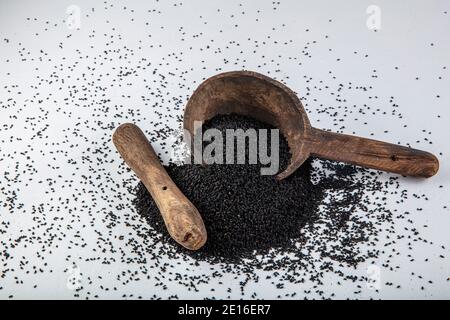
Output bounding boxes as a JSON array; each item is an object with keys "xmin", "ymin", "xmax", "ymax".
[
  {"xmin": 134, "ymin": 114, "xmax": 324, "ymax": 262},
  {"xmin": 132, "ymin": 114, "xmax": 405, "ymax": 286}
]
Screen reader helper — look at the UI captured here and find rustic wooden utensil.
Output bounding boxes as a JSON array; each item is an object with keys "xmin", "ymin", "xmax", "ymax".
[
  {"xmin": 184, "ymin": 70, "xmax": 439, "ymax": 180},
  {"xmin": 113, "ymin": 123, "xmax": 207, "ymax": 250}
]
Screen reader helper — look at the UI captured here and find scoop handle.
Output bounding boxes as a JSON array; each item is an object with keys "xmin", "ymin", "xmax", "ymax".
[
  {"xmin": 113, "ymin": 123, "xmax": 207, "ymax": 250},
  {"xmin": 310, "ymin": 128, "xmax": 439, "ymax": 177}
]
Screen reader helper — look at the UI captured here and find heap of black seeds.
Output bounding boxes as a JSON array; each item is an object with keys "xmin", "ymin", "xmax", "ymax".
[
  {"xmin": 134, "ymin": 114, "xmax": 324, "ymax": 262},
  {"xmin": 130, "ymin": 114, "xmax": 402, "ymax": 296}
]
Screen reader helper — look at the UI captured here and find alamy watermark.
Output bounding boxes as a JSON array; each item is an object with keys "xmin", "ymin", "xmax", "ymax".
[
  {"xmin": 366, "ymin": 5, "xmax": 381, "ymax": 30},
  {"xmin": 366, "ymin": 265, "xmax": 381, "ymax": 290},
  {"xmin": 66, "ymin": 5, "xmax": 81, "ymax": 30},
  {"xmin": 169, "ymin": 121, "xmax": 280, "ymax": 176},
  {"xmin": 66, "ymin": 264, "xmax": 82, "ymax": 291}
]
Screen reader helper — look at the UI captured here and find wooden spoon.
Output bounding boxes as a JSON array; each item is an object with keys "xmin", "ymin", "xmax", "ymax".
[{"xmin": 184, "ymin": 70, "xmax": 439, "ymax": 180}]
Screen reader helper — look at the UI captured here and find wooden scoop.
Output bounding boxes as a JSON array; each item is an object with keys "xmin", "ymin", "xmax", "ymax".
[
  {"xmin": 184, "ymin": 70, "xmax": 439, "ymax": 179},
  {"xmin": 113, "ymin": 123, "xmax": 207, "ymax": 250}
]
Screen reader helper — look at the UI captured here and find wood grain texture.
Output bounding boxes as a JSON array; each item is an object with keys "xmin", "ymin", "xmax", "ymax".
[
  {"xmin": 184, "ymin": 70, "xmax": 439, "ymax": 179},
  {"xmin": 113, "ymin": 123, "xmax": 207, "ymax": 250},
  {"xmin": 183, "ymin": 70, "xmax": 311, "ymax": 180},
  {"xmin": 309, "ymin": 128, "xmax": 439, "ymax": 178}
]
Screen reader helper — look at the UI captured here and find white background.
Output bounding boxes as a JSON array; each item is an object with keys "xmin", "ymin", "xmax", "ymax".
[{"xmin": 0, "ymin": 0, "xmax": 449, "ymax": 299}]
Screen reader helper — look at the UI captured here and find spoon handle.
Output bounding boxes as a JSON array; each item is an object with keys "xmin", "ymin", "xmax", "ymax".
[
  {"xmin": 113, "ymin": 123, "xmax": 207, "ymax": 250},
  {"xmin": 310, "ymin": 128, "xmax": 439, "ymax": 177}
]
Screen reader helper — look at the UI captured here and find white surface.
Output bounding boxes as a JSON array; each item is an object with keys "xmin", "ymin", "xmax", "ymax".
[{"xmin": 0, "ymin": 0, "xmax": 449, "ymax": 299}]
